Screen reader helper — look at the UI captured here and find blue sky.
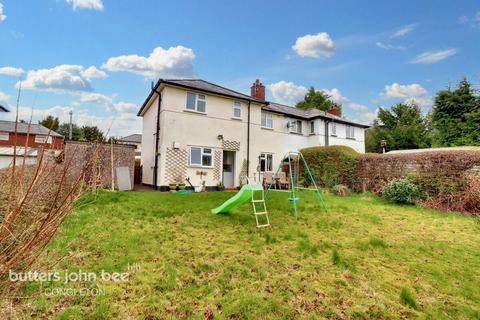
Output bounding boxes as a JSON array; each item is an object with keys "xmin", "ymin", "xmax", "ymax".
[{"xmin": 0, "ymin": 0, "xmax": 479, "ymax": 136}]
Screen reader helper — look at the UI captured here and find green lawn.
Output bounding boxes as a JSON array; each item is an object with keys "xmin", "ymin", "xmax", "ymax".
[{"xmin": 14, "ymin": 190, "xmax": 480, "ymax": 319}]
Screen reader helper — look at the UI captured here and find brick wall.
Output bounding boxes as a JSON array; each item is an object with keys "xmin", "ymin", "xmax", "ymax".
[{"xmin": 64, "ymin": 141, "xmax": 135, "ymax": 190}]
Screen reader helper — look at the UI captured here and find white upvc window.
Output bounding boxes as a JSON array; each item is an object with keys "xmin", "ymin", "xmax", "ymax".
[
  {"xmin": 0, "ymin": 131, "xmax": 9, "ymax": 141},
  {"xmin": 289, "ymin": 119, "xmax": 302, "ymax": 134},
  {"xmin": 261, "ymin": 111, "xmax": 273, "ymax": 129},
  {"xmin": 346, "ymin": 125, "xmax": 355, "ymax": 139},
  {"xmin": 259, "ymin": 153, "xmax": 273, "ymax": 172},
  {"xmin": 310, "ymin": 121, "xmax": 315, "ymax": 134},
  {"xmin": 233, "ymin": 101, "xmax": 241, "ymax": 119},
  {"xmin": 35, "ymin": 135, "xmax": 52, "ymax": 144},
  {"xmin": 186, "ymin": 92, "xmax": 206, "ymax": 113},
  {"xmin": 331, "ymin": 122, "xmax": 337, "ymax": 136},
  {"xmin": 189, "ymin": 146, "xmax": 213, "ymax": 167}
]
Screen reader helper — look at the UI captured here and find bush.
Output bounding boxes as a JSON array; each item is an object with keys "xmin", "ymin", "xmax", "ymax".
[
  {"xmin": 331, "ymin": 184, "xmax": 350, "ymax": 196},
  {"xmin": 300, "ymin": 146, "xmax": 359, "ymax": 188},
  {"xmin": 381, "ymin": 179, "xmax": 422, "ymax": 204}
]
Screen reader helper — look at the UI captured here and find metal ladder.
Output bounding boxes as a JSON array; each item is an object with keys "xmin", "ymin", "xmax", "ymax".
[{"xmin": 251, "ymin": 187, "xmax": 270, "ymax": 228}]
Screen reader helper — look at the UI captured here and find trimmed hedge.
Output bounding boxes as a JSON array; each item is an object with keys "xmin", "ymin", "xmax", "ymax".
[
  {"xmin": 300, "ymin": 146, "xmax": 359, "ymax": 188},
  {"xmin": 356, "ymin": 151, "xmax": 480, "ymax": 214}
]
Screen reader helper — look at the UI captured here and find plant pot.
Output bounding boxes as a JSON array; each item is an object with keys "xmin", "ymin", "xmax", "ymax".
[
  {"xmin": 169, "ymin": 184, "xmax": 177, "ymax": 191},
  {"xmin": 178, "ymin": 184, "xmax": 186, "ymax": 190}
]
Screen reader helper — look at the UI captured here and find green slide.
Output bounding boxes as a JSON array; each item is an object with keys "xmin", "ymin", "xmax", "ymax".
[{"xmin": 211, "ymin": 184, "xmax": 263, "ymax": 214}]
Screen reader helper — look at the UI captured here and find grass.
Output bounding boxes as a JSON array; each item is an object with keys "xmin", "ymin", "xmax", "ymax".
[{"xmin": 9, "ymin": 189, "xmax": 480, "ymax": 319}]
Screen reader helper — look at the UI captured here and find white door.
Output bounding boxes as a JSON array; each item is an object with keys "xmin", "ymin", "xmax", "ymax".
[{"xmin": 222, "ymin": 151, "xmax": 235, "ymax": 188}]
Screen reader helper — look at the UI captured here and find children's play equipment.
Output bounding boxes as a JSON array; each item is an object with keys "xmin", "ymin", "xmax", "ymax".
[
  {"xmin": 211, "ymin": 181, "xmax": 270, "ymax": 228},
  {"xmin": 265, "ymin": 151, "xmax": 327, "ymax": 221},
  {"xmin": 210, "ymin": 151, "xmax": 326, "ymax": 227}
]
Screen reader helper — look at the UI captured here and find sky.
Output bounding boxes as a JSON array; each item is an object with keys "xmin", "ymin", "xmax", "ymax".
[{"xmin": 0, "ymin": 0, "xmax": 479, "ymax": 137}]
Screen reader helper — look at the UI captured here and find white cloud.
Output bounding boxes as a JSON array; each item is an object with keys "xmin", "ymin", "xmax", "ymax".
[
  {"xmin": 102, "ymin": 46, "xmax": 195, "ymax": 79},
  {"xmin": 391, "ymin": 24, "xmax": 416, "ymax": 38},
  {"xmin": 320, "ymin": 88, "xmax": 348, "ymax": 105},
  {"xmin": 268, "ymin": 81, "xmax": 308, "ymax": 105},
  {"xmin": 348, "ymin": 102, "xmax": 369, "ymax": 111},
  {"xmin": 0, "ymin": 91, "xmax": 10, "ymax": 102},
  {"xmin": 66, "ymin": 0, "xmax": 104, "ymax": 11},
  {"xmin": 410, "ymin": 49, "xmax": 458, "ymax": 64},
  {"xmin": 352, "ymin": 108, "xmax": 380, "ymax": 125},
  {"xmin": 19, "ymin": 64, "xmax": 106, "ymax": 94},
  {"xmin": 459, "ymin": 12, "xmax": 480, "ymax": 28},
  {"xmin": 292, "ymin": 32, "xmax": 335, "ymax": 58},
  {"xmin": 0, "ymin": 66, "xmax": 25, "ymax": 77},
  {"xmin": 381, "ymin": 83, "xmax": 432, "ymax": 108},
  {"xmin": 0, "ymin": 2, "xmax": 6, "ymax": 22},
  {"xmin": 375, "ymin": 42, "xmax": 405, "ymax": 50},
  {"xmin": 112, "ymin": 102, "xmax": 137, "ymax": 113}
]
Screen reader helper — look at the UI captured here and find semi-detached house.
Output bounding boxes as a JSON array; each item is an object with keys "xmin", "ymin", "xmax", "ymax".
[{"xmin": 137, "ymin": 79, "xmax": 369, "ymax": 191}]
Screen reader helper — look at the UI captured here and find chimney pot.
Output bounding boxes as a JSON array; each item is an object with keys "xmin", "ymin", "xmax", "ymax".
[
  {"xmin": 250, "ymin": 79, "xmax": 265, "ymax": 101},
  {"xmin": 327, "ymin": 105, "xmax": 341, "ymax": 117}
]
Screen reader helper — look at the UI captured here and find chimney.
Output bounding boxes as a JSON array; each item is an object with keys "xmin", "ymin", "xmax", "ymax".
[
  {"xmin": 327, "ymin": 105, "xmax": 341, "ymax": 117},
  {"xmin": 250, "ymin": 79, "xmax": 265, "ymax": 101}
]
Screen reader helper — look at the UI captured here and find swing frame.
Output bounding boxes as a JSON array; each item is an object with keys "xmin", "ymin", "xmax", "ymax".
[{"xmin": 265, "ymin": 151, "xmax": 327, "ymax": 221}]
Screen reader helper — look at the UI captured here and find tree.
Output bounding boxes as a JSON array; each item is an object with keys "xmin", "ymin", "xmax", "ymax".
[
  {"xmin": 39, "ymin": 115, "xmax": 60, "ymax": 131},
  {"xmin": 366, "ymin": 103, "xmax": 430, "ymax": 152},
  {"xmin": 296, "ymin": 87, "xmax": 338, "ymax": 111},
  {"xmin": 81, "ymin": 125, "xmax": 105, "ymax": 142},
  {"xmin": 430, "ymin": 78, "xmax": 480, "ymax": 146},
  {"xmin": 57, "ymin": 123, "xmax": 83, "ymax": 141}
]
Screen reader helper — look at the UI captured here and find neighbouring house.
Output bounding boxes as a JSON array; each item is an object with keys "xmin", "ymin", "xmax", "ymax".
[
  {"xmin": 0, "ymin": 104, "xmax": 9, "ymax": 112},
  {"xmin": 137, "ymin": 79, "xmax": 369, "ymax": 190},
  {"xmin": 117, "ymin": 134, "xmax": 142, "ymax": 161},
  {"xmin": 0, "ymin": 120, "xmax": 64, "ymax": 168}
]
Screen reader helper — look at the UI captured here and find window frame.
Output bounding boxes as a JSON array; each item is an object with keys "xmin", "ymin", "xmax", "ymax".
[
  {"xmin": 330, "ymin": 122, "xmax": 337, "ymax": 136},
  {"xmin": 189, "ymin": 146, "xmax": 213, "ymax": 168},
  {"xmin": 0, "ymin": 131, "xmax": 9, "ymax": 141},
  {"xmin": 346, "ymin": 125, "xmax": 355, "ymax": 139},
  {"xmin": 232, "ymin": 101, "xmax": 242, "ymax": 119},
  {"xmin": 34, "ymin": 135, "xmax": 52, "ymax": 144},
  {"xmin": 185, "ymin": 91, "xmax": 207, "ymax": 113},
  {"xmin": 289, "ymin": 119, "xmax": 302, "ymax": 134},
  {"xmin": 310, "ymin": 121, "xmax": 315, "ymax": 134},
  {"xmin": 261, "ymin": 111, "xmax": 273, "ymax": 129},
  {"xmin": 259, "ymin": 153, "xmax": 273, "ymax": 172}
]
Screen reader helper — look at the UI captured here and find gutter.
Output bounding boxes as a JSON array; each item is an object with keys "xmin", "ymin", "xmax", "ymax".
[
  {"xmin": 153, "ymin": 86, "xmax": 162, "ymax": 189},
  {"xmin": 325, "ymin": 120, "xmax": 330, "ymax": 146}
]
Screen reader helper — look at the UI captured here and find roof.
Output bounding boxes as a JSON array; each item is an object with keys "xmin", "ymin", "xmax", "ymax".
[
  {"xmin": 118, "ymin": 134, "xmax": 142, "ymax": 144},
  {"xmin": 0, "ymin": 147, "xmax": 38, "ymax": 157},
  {"xmin": 137, "ymin": 78, "xmax": 370, "ymax": 127},
  {"xmin": 264, "ymin": 102, "xmax": 370, "ymax": 128},
  {"xmin": 138, "ymin": 79, "xmax": 265, "ymax": 116},
  {"xmin": 0, "ymin": 120, "xmax": 63, "ymax": 137},
  {"xmin": 0, "ymin": 105, "xmax": 9, "ymax": 112}
]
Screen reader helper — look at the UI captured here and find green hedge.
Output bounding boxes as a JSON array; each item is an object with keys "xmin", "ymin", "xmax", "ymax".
[{"xmin": 300, "ymin": 146, "xmax": 359, "ymax": 188}]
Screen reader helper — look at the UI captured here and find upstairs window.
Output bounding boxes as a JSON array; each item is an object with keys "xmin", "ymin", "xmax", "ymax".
[
  {"xmin": 289, "ymin": 120, "xmax": 302, "ymax": 134},
  {"xmin": 261, "ymin": 111, "xmax": 273, "ymax": 129},
  {"xmin": 310, "ymin": 121, "xmax": 315, "ymax": 134},
  {"xmin": 186, "ymin": 92, "xmax": 206, "ymax": 113},
  {"xmin": 330, "ymin": 122, "xmax": 337, "ymax": 136},
  {"xmin": 0, "ymin": 131, "xmax": 9, "ymax": 141},
  {"xmin": 259, "ymin": 153, "xmax": 273, "ymax": 172},
  {"xmin": 35, "ymin": 135, "xmax": 52, "ymax": 144},
  {"xmin": 189, "ymin": 146, "xmax": 212, "ymax": 167},
  {"xmin": 346, "ymin": 125, "xmax": 355, "ymax": 139},
  {"xmin": 233, "ymin": 101, "xmax": 241, "ymax": 118}
]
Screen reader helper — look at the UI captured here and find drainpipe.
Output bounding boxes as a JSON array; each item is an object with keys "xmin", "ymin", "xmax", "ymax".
[
  {"xmin": 153, "ymin": 88, "xmax": 162, "ymax": 189},
  {"xmin": 325, "ymin": 119, "xmax": 330, "ymax": 146},
  {"xmin": 246, "ymin": 101, "xmax": 251, "ymax": 176}
]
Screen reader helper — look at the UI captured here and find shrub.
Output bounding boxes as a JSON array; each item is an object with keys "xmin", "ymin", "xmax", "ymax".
[
  {"xmin": 300, "ymin": 146, "xmax": 359, "ymax": 188},
  {"xmin": 381, "ymin": 179, "xmax": 422, "ymax": 204},
  {"xmin": 331, "ymin": 184, "xmax": 350, "ymax": 196},
  {"xmin": 400, "ymin": 288, "xmax": 418, "ymax": 309}
]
